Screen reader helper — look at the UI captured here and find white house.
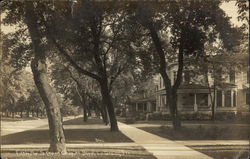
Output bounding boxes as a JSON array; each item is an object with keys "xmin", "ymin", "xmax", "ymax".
[{"xmin": 155, "ymin": 61, "xmax": 249, "ymax": 115}]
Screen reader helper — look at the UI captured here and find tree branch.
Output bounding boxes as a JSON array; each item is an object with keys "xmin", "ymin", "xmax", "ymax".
[
  {"xmin": 108, "ymin": 65, "xmax": 126, "ymax": 92},
  {"xmin": 147, "ymin": 22, "xmax": 172, "ymax": 88},
  {"xmin": 42, "ymin": 18, "xmax": 101, "ymax": 81},
  {"xmin": 173, "ymin": 45, "xmax": 184, "ymax": 90}
]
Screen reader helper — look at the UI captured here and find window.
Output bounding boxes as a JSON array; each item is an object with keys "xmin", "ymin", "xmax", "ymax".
[
  {"xmin": 216, "ymin": 90, "xmax": 222, "ymax": 107},
  {"xmin": 197, "ymin": 94, "xmax": 208, "ymax": 107},
  {"xmin": 159, "ymin": 96, "xmax": 161, "ymax": 107},
  {"xmin": 160, "ymin": 77, "xmax": 162, "ymax": 88},
  {"xmin": 247, "ymin": 71, "xmax": 250, "ymax": 84},
  {"xmin": 184, "ymin": 71, "xmax": 190, "ymax": 84},
  {"xmin": 233, "ymin": 91, "xmax": 236, "ymax": 107},
  {"xmin": 137, "ymin": 103, "xmax": 144, "ymax": 111},
  {"xmin": 143, "ymin": 103, "xmax": 147, "ymax": 111},
  {"xmin": 152, "ymin": 102, "xmax": 156, "ymax": 112},
  {"xmin": 246, "ymin": 90, "xmax": 249, "ymax": 105},
  {"xmin": 173, "ymin": 71, "xmax": 177, "ymax": 82},
  {"xmin": 225, "ymin": 90, "xmax": 231, "ymax": 107},
  {"xmin": 229, "ymin": 70, "xmax": 235, "ymax": 83},
  {"xmin": 161, "ymin": 95, "xmax": 166, "ymax": 107}
]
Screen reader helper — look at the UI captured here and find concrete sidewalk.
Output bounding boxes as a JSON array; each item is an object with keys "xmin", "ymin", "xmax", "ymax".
[{"xmin": 118, "ymin": 122, "xmax": 212, "ymax": 159}]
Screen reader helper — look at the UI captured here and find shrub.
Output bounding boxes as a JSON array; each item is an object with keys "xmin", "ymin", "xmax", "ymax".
[
  {"xmin": 214, "ymin": 112, "xmax": 236, "ymax": 121},
  {"xmin": 115, "ymin": 109, "xmax": 121, "ymax": 116},
  {"xmin": 130, "ymin": 112, "xmax": 147, "ymax": 121},
  {"xmin": 124, "ymin": 117, "xmax": 135, "ymax": 124},
  {"xmin": 236, "ymin": 112, "xmax": 250, "ymax": 123},
  {"xmin": 147, "ymin": 112, "xmax": 172, "ymax": 120},
  {"xmin": 180, "ymin": 112, "xmax": 211, "ymax": 120}
]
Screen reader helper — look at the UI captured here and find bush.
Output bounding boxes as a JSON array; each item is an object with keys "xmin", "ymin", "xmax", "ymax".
[
  {"xmin": 214, "ymin": 112, "xmax": 236, "ymax": 121},
  {"xmin": 124, "ymin": 117, "xmax": 135, "ymax": 124},
  {"xmin": 180, "ymin": 112, "xmax": 211, "ymax": 121},
  {"xmin": 115, "ymin": 109, "xmax": 121, "ymax": 116},
  {"xmin": 130, "ymin": 112, "xmax": 147, "ymax": 121},
  {"xmin": 61, "ymin": 105, "xmax": 80, "ymax": 116},
  {"xmin": 143, "ymin": 112, "xmax": 239, "ymax": 121},
  {"xmin": 147, "ymin": 112, "xmax": 172, "ymax": 120},
  {"xmin": 236, "ymin": 111, "xmax": 250, "ymax": 122}
]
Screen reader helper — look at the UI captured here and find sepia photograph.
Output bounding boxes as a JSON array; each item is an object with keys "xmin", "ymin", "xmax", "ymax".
[{"xmin": 0, "ymin": 0, "xmax": 249, "ymax": 159}]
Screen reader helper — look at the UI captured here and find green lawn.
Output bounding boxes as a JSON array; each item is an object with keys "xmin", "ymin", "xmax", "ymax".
[
  {"xmin": 132, "ymin": 120, "xmax": 249, "ymax": 159},
  {"xmin": 1, "ymin": 117, "xmax": 43, "ymax": 122},
  {"xmin": 1, "ymin": 117, "xmax": 156, "ymax": 159},
  {"xmin": 2, "ymin": 118, "xmax": 132, "ymax": 144},
  {"xmin": 138, "ymin": 124, "xmax": 249, "ymax": 140},
  {"xmin": 190, "ymin": 145, "xmax": 249, "ymax": 159}
]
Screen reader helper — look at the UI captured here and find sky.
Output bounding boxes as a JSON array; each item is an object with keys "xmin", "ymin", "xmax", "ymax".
[
  {"xmin": 0, "ymin": 1, "xmax": 244, "ymax": 34},
  {"xmin": 220, "ymin": 1, "xmax": 243, "ymax": 27}
]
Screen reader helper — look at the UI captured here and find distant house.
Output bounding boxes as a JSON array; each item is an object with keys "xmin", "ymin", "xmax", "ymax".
[
  {"xmin": 130, "ymin": 93, "xmax": 156, "ymax": 113},
  {"xmin": 129, "ymin": 79, "xmax": 157, "ymax": 113},
  {"xmin": 131, "ymin": 54, "xmax": 249, "ymax": 115}
]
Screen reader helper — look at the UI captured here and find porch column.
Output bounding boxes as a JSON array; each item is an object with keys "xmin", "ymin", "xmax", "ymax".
[
  {"xmin": 222, "ymin": 90, "xmax": 225, "ymax": 107},
  {"xmin": 208, "ymin": 94, "xmax": 211, "ymax": 107},
  {"xmin": 135, "ymin": 103, "xmax": 138, "ymax": 111},
  {"xmin": 194, "ymin": 93, "xmax": 198, "ymax": 112},
  {"xmin": 231, "ymin": 90, "xmax": 234, "ymax": 107},
  {"xmin": 235, "ymin": 91, "xmax": 238, "ymax": 107}
]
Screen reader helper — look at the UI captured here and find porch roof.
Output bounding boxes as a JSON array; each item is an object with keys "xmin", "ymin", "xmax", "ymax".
[
  {"xmin": 156, "ymin": 83, "xmax": 211, "ymax": 94},
  {"xmin": 179, "ymin": 83, "xmax": 209, "ymax": 89},
  {"xmin": 216, "ymin": 82, "xmax": 237, "ymax": 89},
  {"xmin": 130, "ymin": 96, "xmax": 156, "ymax": 103}
]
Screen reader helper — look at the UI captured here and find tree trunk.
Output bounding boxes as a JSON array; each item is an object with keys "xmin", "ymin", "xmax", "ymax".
[
  {"xmin": 36, "ymin": 108, "xmax": 39, "ymax": 118},
  {"xmin": 31, "ymin": 59, "xmax": 66, "ymax": 153},
  {"xmin": 167, "ymin": 89, "xmax": 181, "ymax": 129},
  {"xmin": 97, "ymin": 105, "xmax": 107, "ymax": 124},
  {"xmin": 6, "ymin": 110, "xmax": 9, "ymax": 117},
  {"xmin": 20, "ymin": 111, "xmax": 23, "ymax": 118},
  {"xmin": 211, "ymin": 65, "xmax": 216, "ymax": 121},
  {"xmin": 83, "ymin": 105, "xmax": 88, "ymax": 122},
  {"xmin": 211, "ymin": 81, "xmax": 216, "ymax": 121},
  {"xmin": 88, "ymin": 108, "xmax": 92, "ymax": 117},
  {"xmin": 26, "ymin": 109, "xmax": 30, "ymax": 118},
  {"xmin": 103, "ymin": 107, "xmax": 109, "ymax": 125},
  {"xmin": 100, "ymin": 82, "xmax": 118, "ymax": 131},
  {"xmin": 24, "ymin": 2, "xmax": 66, "ymax": 153},
  {"xmin": 204, "ymin": 63, "xmax": 216, "ymax": 121},
  {"xmin": 32, "ymin": 110, "xmax": 35, "ymax": 117}
]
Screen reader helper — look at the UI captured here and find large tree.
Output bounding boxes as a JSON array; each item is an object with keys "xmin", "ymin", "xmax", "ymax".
[
  {"xmin": 131, "ymin": 1, "xmax": 241, "ymax": 129},
  {"xmin": 2, "ymin": 1, "xmax": 67, "ymax": 153},
  {"xmin": 24, "ymin": 2, "xmax": 66, "ymax": 153},
  {"xmin": 37, "ymin": 1, "xmax": 136, "ymax": 131}
]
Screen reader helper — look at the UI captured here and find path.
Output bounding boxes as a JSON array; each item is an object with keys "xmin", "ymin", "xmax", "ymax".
[{"xmin": 118, "ymin": 122, "xmax": 212, "ymax": 159}]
